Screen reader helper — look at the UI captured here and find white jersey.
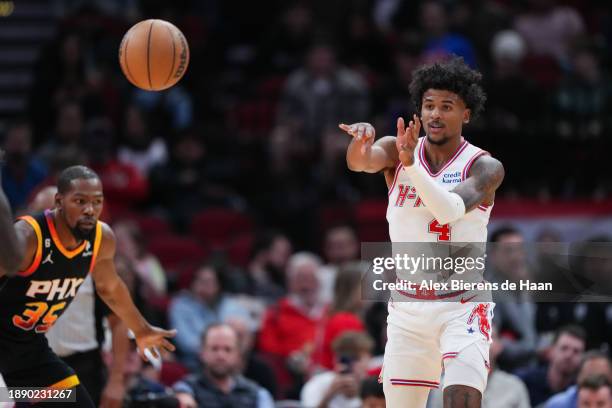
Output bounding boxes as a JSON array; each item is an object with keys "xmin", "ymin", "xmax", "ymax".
[{"xmin": 387, "ymin": 137, "xmax": 492, "ymax": 243}]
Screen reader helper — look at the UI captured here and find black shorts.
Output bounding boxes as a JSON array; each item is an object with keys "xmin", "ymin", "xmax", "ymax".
[{"xmin": 0, "ymin": 337, "xmax": 79, "ymax": 389}]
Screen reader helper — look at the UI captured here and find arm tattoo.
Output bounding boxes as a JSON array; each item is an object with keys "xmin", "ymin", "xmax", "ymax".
[{"xmin": 453, "ymin": 155, "xmax": 504, "ymax": 212}]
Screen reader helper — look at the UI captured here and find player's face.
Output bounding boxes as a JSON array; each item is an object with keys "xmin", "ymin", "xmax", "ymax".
[
  {"xmin": 57, "ymin": 178, "xmax": 104, "ymax": 240},
  {"xmin": 421, "ymin": 89, "xmax": 470, "ymax": 145}
]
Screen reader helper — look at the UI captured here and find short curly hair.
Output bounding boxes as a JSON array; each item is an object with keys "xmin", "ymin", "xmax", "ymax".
[{"xmin": 409, "ymin": 57, "xmax": 487, "ymax": 119}]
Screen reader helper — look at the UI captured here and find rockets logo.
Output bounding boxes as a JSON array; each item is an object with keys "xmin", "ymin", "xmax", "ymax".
[{"xmin": 467, "ymin": 303, "xmax": 491, "ymax": 341}]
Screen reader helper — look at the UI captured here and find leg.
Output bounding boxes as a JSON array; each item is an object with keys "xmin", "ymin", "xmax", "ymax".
[
  {"xmin": 442, "ymin": 342, "xmax": 488, "ymax": 408},
  {"xmin": 61, "ymin": 349, "xmax": 105, "ymax": 406},
  {"xmin": 443, "ymin": 385, "xmax": 481, "ymax": 408},
  {"xmin": 382, "ymin": 321, "xmax": 441, "ymax": 408}
]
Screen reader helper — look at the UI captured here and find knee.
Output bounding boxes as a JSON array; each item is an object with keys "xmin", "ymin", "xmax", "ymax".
[{"xmin": 443, "ymin": 385, "xmax": 481, "ymax": 408}]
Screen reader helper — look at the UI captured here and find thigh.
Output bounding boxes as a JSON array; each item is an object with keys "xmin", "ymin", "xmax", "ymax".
[
  {"xmin": 381, "ymin": 321, "xmax": 442, "ymax": 408},
  {"xmin": 442, "ymin": 341, "xmax": 489, "ymax": 394}
]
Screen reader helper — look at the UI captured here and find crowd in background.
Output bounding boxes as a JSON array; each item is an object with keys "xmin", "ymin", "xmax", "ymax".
[{"xmin": 1, "ymin": 0, "xmax": 611, "ymax": 406}]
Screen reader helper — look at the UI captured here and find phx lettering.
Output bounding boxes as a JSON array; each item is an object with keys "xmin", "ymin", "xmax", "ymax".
[{"xmin": 25, "ymin": 278, "xmax": 85, "ymax": 301}]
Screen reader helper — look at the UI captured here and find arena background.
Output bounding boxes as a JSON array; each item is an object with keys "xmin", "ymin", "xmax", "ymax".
[{"xmin": 0, "ymin": 0, "xmax": 610, "ymax": 407}]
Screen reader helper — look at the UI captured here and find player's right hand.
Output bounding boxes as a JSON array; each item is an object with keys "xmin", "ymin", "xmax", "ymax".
[{"xmin": 339, "ymin": 122, "xmax": 375, "ymax": 155}]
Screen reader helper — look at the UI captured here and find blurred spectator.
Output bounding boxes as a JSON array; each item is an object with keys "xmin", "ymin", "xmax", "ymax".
[
  {"xmin": 554, "ymin": 45, "xmax": 612, "ymax": 141},
  {"xmin": 276, "ymin": 41, "xmax": 369, "ymax": 144},
  {"xmin": 174, "ymin": 324, "xmax": 274, "ymax": 408},
  {"xmin": 360, "ymin": 376, "xmax": 386, "ymax": 408},
  {"xmin": 117, "ymin": 105, "xmax": 168, "ymax": 177},
  {"xmin": 227, "ymin": 318, "xmax": 278, "ymax": 398},
  {"xmin": 513, "ymin": 0, "xmax": 585, "ymax": 66},
  {"xmin": 312, "ymin": 262, "xmax": 366, "ymax": 371},
  {"xmin": 428, "ymin": 326, "xmax": 531, "ymax": 408},
  {"xmin": 123, "ymin": 342, "xmax": 179, "ymax": 408},
  {"xmin": 132, "ymin": 85, "xmax": 194, "ymax": 131},
  {"xmin": 545, "ymin": 350, "xmax": 612, "ymax": 408},
  {"xmin": 517, "ymin": 325, "xmax": 586, "ymax": 407},
  {"xmin": 168, "ymin": 265, "xmax": 249, "ymax": 367},
  {"xmin": 301, "ymin": 331, "xmax": 374, "ymax": 408},
  {"xmin": 487, "ymin": 226, "xmax": 538, "ymax": 369},
  {"xmin": 576, "ymin": 375, "xmax": 612, "ymax": 408},
  {"xmin": 258, "ymin": 252, "xmax": 325, "ymax": 397},
  {"xmin": 1, "ymin": 121, "xmax": 47, "ymax": 211},
  {"xmin": 37, "ymin": 101, "xmax": 85, "ymax": 167},
  {"xmin": 318, "ymin": 224, "xmax": 360, "ymax": 304},
  {"xmin": 257, "ymin": 2, "xmax": 314, "ymax": 75},
  {"xmin": 149, "ymin": 128, "xmax": 243, "ymax": 227},
  {"xmin": 419, "ymin": 0, "xmax": 478, "ymax": 67},
  {"xmin": 84, "ymin": 117, "xmax": 149, "ymax": 214},
  {"xmin": 247, "ymin": 230, "xmax": 293, "ymax": 303},
  {"xmin": 114, "ymin": 220, "xmax": 167, "ymax": 298}
]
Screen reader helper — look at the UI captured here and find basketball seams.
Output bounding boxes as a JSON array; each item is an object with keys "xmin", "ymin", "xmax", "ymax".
[
  {"xmin": 146, "ymin": 20, "xmax": 154, "ymax": 90},
  {"xmin": 120, "ymin": 33, "xmax": 137, "ymax": 88},
  {"xmin": 163, "ymin": 23, "xmax": 176, "ymax": 88}
]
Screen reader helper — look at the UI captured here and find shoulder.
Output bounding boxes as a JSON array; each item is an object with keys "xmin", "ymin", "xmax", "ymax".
[
  {"xmin": 14, "ymin": 217, "xmax": 40, "ymax": 251},
  {"xmin": 97, "ymin": 221, "xmax": 117, "ymax": 260},
  {"xmin": 468, "ymin": 154, "xmax": 504, "ymax": 182}
]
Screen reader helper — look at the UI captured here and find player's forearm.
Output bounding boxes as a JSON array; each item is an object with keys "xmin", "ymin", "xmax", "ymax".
[
  {"xmin": 97, "ymin": 278, "xmax": 150, "ymax": 336},
  {"xmin": 0, "ymin": 188, "xmax": 24, "ymax": 276},
  {"xmin": 346, "ymin": 137, "xmax": 372, "ymax": 171},
  {"xmin": 107, "ymin": 314, "xmax": 129, "ymax": 382},
  {"xmin": 404, "ymin": 163, "xmax": 466, "ymax": 225}
]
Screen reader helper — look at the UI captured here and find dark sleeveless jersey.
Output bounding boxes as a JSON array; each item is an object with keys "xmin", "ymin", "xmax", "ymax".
[{"xmin": 0, "ymin": 210, "xmax": 102, "ymax": 344}]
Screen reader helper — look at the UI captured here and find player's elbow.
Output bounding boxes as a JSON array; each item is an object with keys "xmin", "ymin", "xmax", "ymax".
[{"xmin": 346, "ymin": 156, "xmax": 365, "ymax": 172}]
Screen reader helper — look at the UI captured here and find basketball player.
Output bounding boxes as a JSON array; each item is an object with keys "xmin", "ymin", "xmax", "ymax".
[
  {"xmin": 0, "ymin": 165, "xmax": 176, "ymax": 407},
  {"xmin": 340, "ymin": 58, "xmax": 504, "ymax": 408}
]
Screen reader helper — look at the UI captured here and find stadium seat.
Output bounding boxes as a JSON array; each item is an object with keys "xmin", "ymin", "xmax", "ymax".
[
  {"xmin": 147, "ymin": 234, "xmax": 208, "ymax": 270},
  {"xmin": 190, "ymin": 208, "xmax": 254, "ymax": 248},
  {"xmin": 227, "ymin": 232, "xmax": 254, "ymax": 268},
  {"xmin": 355, "ymin": 200, "xmax": 389, "ymax": 242}
]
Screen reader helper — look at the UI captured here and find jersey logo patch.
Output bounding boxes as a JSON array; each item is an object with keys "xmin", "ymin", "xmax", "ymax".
[{"xmin": 42, "ymin": 250, "xmax": 54, "ymax": 265}]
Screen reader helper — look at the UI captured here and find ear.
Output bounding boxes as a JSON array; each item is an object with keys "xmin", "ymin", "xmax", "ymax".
[
  {"xmin": 463, "ymin": 109, "xmax": 471, "ymax": 124},
  {"xmin": 54, "ymin": 193, "xmax": 62, "ymax": 208}
]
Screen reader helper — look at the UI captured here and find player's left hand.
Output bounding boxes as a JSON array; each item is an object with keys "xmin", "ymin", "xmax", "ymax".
[
  {"xmin": 134, "ymin": 325, "xmax": 177, "ymax": 361},
  {"xmin": 396, "ymin": 114, "xmax": 420, "ymax": 167},
  {"xmin": 100, "ymin": 377, "xmax": 125, "ymax": 408}
]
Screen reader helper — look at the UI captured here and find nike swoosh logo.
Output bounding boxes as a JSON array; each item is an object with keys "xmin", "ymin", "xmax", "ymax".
[{"xmin": 460, "ymin": 295, "xmax": 477, "ymax": 304}]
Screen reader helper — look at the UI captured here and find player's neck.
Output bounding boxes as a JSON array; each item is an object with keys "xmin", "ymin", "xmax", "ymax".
[
  {"xmin": 423, "ymin": 135, "xmax": 464, "ymax": 170},
  {"xmin": 50, "ymin": 210, "xmax": 83, "ymax": 250}
]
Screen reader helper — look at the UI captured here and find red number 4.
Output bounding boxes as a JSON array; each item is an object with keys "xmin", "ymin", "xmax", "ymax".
[{"xmin": 428, "ymin": 219, "xmax": 451, "ymax": 241}]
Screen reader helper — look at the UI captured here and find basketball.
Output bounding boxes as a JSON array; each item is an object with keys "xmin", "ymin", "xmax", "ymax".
[{"xmin": 118, "ymin": 19, "xmax": 189, "ymax": 91}]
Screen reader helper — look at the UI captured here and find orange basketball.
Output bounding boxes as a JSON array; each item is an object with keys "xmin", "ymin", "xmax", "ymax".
[{"xmin": 119, "ymin": 19, "xmax": 189, "ymax": 91}]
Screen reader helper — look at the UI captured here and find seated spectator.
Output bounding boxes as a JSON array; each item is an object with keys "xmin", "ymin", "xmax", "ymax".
[
  {"xmin": 318, "ymin": 225, "xmax": 359, "ymax": 305},
  {"xmin": 576, "ymin": 375, "xmax": 611, "ymax": 408},
  {"xmin": 428, "ymin": 326, "xmax": 531, "ymax": 407},
  {"xmin": 257, "ymin": 252, "xmax": 325, "ymax": 397},
  {"xmin": 545, "ymin": 350, "xmax": 611, "ymax": 408},
  {"xmin": 168, "ymin": 265, "xmax": 249, "ymax": 367},
  {"xmin": 312, "ymin": 262, "xmax": 366, "ymax": 371},
  {"xmin": 114, "ymin": 220, "xmax": 167, "ymax": 298},
  {"xmin": 1, "ymin": 120, "xmax": 47, "ymax": 211},
  {"xmin": 117, "ymin": 104, "xmax": 168, "ymax": 177},
  {"xmin": 517, "ymin": 325, "xmax": 586, "ymax": 407},
  {"xmin": 301, "ymin": 331, "xmax": 374, "ymax": 408},
  {"xmin": 361, "ymin": 376, "xmax": 386, "ymax": 408},
  {"xmin": 227, "ymin": 318, "xmax": 277, "ymax": 398},
  {"xmin": 247, "ymin": 230, "xmax": 293, "ymax": 303},
  {"xmin": 173, "ymin": 324, "xmax": 274, "ymax": 408},
  {"xmin": 487, "ymin": 226, "xmax": 538, "ymax": 369}
]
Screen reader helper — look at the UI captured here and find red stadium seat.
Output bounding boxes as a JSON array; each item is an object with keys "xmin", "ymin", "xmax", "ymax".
[
  {"xmin": 190, "ymin": 208, "xmax": 254, "ymax": 248},
  {"xmin": 131, "ymin": 213, "xmax": 172, "ymax": 236},
  {"xmin": 147, "ymin": 234, "xmax": 208, "ymax": 270},
  {"xmin": 355, "ymin": 200, "xmax": 389, "ymax": 242},
  {"xmin": 227, "ymin": 232, "xmax": 254, "ymax": 267}
]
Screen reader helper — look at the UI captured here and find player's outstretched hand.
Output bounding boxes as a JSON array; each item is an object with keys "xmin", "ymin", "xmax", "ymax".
[
  {"xmin": 339, "ymin": 122, "xmax": 375, "ymax": 155},
  {"xmin": 134, "ymin": 325, "xmax": 177, "ymax": 361},
  {"xmin": 396, "ymin": 115, "xmax": 420, "ymax": 167}
]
